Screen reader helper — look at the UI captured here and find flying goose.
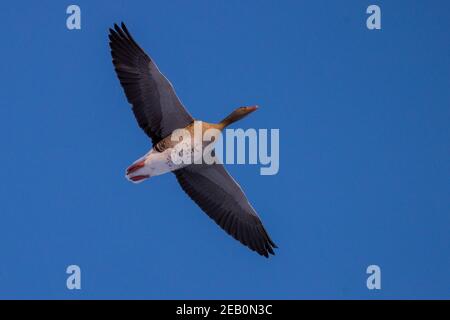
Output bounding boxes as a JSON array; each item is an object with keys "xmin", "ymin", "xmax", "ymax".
[{"xmin": 109, "ymin": 23, "xmax": 277, "ymax": 257}]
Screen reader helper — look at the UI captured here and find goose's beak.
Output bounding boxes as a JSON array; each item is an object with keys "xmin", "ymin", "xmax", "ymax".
[{"xmin": 246, "ymin": 105, "xmax": 259, "ymax": 112}]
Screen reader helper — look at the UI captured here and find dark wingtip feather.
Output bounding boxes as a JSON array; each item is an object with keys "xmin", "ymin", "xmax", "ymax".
[{"xmin": 269, "ymin": 239, "xmax": 278, "ymax": 249}]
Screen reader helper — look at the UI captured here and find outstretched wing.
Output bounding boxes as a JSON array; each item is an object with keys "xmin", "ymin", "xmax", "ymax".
[
  {"xmin": 174, "ymin": 164, "xmax": 277, "ymax": 257},
  {"xmin": 109, "ymin": 22, "xmax": 194, "ymax": 144}
]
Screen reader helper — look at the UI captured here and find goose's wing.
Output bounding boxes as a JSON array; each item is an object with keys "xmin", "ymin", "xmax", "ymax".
[
  {"xmin": 109, "ymin": 22, "xmax": 194, "ymax": 144},
  {"xmin": 174, "ymin": 163, "xmax": 277, "ymax": 257}
]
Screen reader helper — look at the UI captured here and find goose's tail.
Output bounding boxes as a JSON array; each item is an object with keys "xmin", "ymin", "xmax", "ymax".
[{"xmin": 125, "ymin": 159, "xmax": 149, "ymax": 183}]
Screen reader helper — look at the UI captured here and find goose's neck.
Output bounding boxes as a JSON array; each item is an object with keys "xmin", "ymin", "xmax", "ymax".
[
  {"xmin": 218, "ymin": 111, "xmax": 240, "ymax": 129},
  {"xmin": 218, "ymin": 106, "xmax": 258, "ymax": 130}
]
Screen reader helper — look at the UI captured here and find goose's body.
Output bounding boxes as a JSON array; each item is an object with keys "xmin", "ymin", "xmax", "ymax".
[
  {"xmin": 126, "ymin": 120, "xmax": 222, "ymax": 182},
  {"xmin": 109, "ymin": 23, "xmax": 277, "ymax": 257}
]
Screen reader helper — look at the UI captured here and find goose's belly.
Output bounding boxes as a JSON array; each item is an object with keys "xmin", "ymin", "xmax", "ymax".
[
  {"xmin": 126, "ymin": 139, "xmax": 211, "ymax": 183},
  {"xmin": 138, "ymin": 148, "xmax": 185, "ymax": 177}
]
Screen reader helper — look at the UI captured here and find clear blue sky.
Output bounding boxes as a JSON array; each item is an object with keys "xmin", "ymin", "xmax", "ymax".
[{"xmin": 0, "ymin": 1, "xmax": 449, "ymax": 299}]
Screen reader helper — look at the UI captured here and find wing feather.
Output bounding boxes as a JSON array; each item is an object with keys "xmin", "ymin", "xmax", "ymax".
[
  {"xmin": 109, "ymin": 22, "xmax": 193, "ymax": 144},
  {"xmin": 174, "ymin": 164, "xmax": 277, "ymax": 257}
]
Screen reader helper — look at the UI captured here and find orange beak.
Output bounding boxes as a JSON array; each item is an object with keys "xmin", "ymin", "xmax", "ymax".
[{"xmin": 246, "ymin": 105, "xmax": 259, "ymax": 112}]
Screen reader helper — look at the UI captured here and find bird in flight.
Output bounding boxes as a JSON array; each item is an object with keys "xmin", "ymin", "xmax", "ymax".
[{"xmin": 108, "ymin": 22, "xmax": 277, "ymax": 257}]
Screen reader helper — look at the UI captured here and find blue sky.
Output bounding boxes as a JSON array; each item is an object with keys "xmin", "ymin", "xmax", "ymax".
[{"xmin": 0, "ymin": 0, "xmax": 449, "ymax": 299}]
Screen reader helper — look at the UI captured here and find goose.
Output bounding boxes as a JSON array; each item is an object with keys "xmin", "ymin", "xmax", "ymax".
[{"xmin": 109, "ymin": 23, "xmax": 277, "ymax": 257}]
